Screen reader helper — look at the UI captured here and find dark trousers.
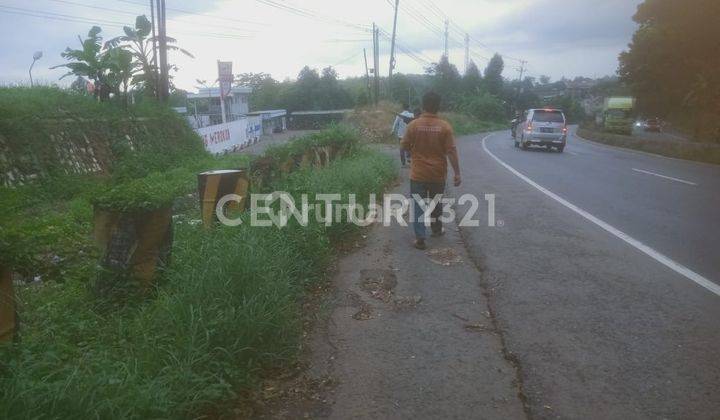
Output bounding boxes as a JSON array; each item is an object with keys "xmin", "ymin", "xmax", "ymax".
[
  {"xmin": 399, "ymin": 138, "xmax": 411, "ymax": 165},
  {"xmin": 410, "ymin": 180, "xmax": 445, "ymax": 239},
  {"xmin": 400, "ymin": 148, "xmax": 411, "ymax": 165}
]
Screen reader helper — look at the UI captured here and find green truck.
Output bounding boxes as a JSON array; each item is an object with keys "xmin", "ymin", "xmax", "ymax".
[{"xmin": 602, "ymin": 97, "xmax": 635, "ymax": 135}]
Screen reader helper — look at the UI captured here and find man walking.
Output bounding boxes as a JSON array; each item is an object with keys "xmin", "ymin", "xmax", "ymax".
[
  {"xmin": 401, "ymin": 92, "xmax": 461, "ymax": 250},
  {"xmin": 392, "ymin": 103, "xmax": 414, "ymax": 166}
]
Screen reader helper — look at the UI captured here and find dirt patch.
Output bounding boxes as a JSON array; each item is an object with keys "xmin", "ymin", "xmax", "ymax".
[
  {"xmin": 426, "ymin": 247, "xmax": 463, "ymax": 266},
  {"xmin": 393, "ymin": 295, "xmax": 423, "ymax": 311},
  {"xmin": 342, "ymin": 291, "xmax": 374, "ymax": 321},
  {"xmin": 248, "ymin": 370, "xmax": 336, "ymax": 419},
  {"xmin": 359, "ymin": 269, "xmax": 397, "ymax": 303}
]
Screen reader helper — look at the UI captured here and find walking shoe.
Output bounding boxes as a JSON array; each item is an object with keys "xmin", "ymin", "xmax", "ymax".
[
  {"xmin": 414, "ymin": 239, "xmax": 427, "ymax": 250},
  {"xmin": 431, "ymin": 227, "xmax": 445, "ymax": 237}
]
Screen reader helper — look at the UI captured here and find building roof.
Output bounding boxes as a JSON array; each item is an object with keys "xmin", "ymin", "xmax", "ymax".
[
  {"xmin": 247, "ymin": 109, "xmax": 287, "ymax": 119},
  {"xmin": 187, "ymin": 86, "xmax": 252, "ymax": 99},
  {"xmin": 290, "ymin": 109, "xmax": 352, "ymax": 116}
]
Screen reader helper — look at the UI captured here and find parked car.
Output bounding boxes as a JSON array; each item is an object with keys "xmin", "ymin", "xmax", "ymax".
[
  {"xmin": 514, "ymin": 109, "xmax": 568, "ymax": 152},
  {"xmin": 644, "ymin": 117, "xmax": 663, "ymax": 132}
]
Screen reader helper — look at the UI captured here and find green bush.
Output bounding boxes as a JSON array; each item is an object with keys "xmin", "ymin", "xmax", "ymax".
[
  {"xmin": 454, "ymin": 93, "xmax": 505, "ymax": 122},
  {"xmin": 576, "ymin": 127, "xmax": 720, "ymax": 165},
  {"xmin": 443, "ymin": 112, "xmax": 507, "ymax": 136},
  {"xmin": 0, "ymin": 87, "xmax": 238, "ymax": 273},
  {"xmin": 0, "ymin": 149, "xmax": 397, "ymax": 419},
  {"xmin": 0, "ymin": 86, "xmax": 207, "ymax": 185}
]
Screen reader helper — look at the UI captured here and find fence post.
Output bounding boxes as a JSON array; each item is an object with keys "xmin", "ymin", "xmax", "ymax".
[
  {"xmin": 198, "ymin": 169, "xmax": 250, "ymax": 227},
  {"xmin": 93, "ymin": 206, "xmax": 174, "ymax": 293},
  {"xmin": 0, "ymin": 265, "xmax": 17, "ymax": 343}
]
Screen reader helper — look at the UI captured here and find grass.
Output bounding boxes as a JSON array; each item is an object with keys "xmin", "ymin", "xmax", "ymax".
[
  {"xmin": 0, "ymin": 141, "xmax": 397, "ymax": 418},
  {"xmin": 0, "ymin": 86, "xmax": 245, "ymax": 275},
  {"xmin": 442, "ymin": 112, "xmax": 506, "ymax": 136},
  {"xmin": 1, "ymin": 88, "xmax": 397, "ymax": 416},
  {"xmin": 577, "ymin": 127, "xmax": 720, "ymax": 165},
  {"xmin": 346, "ymin": 101, "xmax": 506, "ymax": 142},
  {"xmin": 0, "ymin": 86, "xmax": 208, "ymax": 186}
]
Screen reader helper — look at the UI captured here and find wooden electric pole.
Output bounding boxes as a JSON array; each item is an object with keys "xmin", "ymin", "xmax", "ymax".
[
  {"xmin": 443, "ymin": 19, "xmax": 449, "ymax": 58},
  {"xmin": 464, "ymin": 33, "xmax": 470, "ymax": 75},
  {"xmin": 150, "ymin": 0, "xmax": 159, "ymax": 100},
  {"xmin": 156, "ymin": 0, "xmax": 169, "ymax": 102},
  {"xmin": 518, "ymin": 60, "xmax": 527, "ymax": 82},
  {"xmin": 388, "ymin": 0, "xmax": 399, "ymax": 95},
  {"xmin": 363, "ymin": 48, "xmax": 372, "ymax": 102},
  {"xmin": 372, "ymin": 23, "xmax": 380, "ymax": 105}
]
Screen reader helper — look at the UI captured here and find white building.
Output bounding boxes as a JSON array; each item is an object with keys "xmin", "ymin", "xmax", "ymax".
[
  {"xmin": 247, "ymin": 109, "xmax": 287, "ymax": 135},
  {"xmin": 186, "ymin": 86, "xmax": 252, "ymax": 128}
]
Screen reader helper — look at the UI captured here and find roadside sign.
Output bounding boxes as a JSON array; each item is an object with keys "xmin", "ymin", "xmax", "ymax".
[{"xmin": 217, "ymin": 61, "xmax": 233, "ymax": 99}]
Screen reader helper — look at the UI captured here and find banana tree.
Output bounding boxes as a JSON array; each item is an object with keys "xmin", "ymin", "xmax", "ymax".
[
  {"xmin": 51, "ymin": 26, "xmax": 114, "ymax": 100},
  {"xmin": 105, "ymin": 15, "xmax": 193, "ymax": 99},
  {"xmin": 106, "ymin": 47, "xmax": 136, "ymax": 107}
]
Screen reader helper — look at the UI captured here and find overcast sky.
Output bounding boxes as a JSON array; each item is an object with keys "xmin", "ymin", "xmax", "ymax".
[{"xmin": 0, "ymin": 0, "xmax": 642, "ymax": 91}]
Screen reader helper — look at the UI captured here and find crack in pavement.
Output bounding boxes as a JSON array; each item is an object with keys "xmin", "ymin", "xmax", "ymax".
[{"xmin": 456, "ymin": 216, "xmax": 534, "ymax": 420}]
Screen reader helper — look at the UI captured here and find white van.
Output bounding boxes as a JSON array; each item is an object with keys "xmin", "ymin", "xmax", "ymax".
[{"xmin": 514, "ymin": 109, "xmax": 568, "ymax": 153}]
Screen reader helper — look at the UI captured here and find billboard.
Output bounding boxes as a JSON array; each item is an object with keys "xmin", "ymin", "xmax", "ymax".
[{"xmin": 217, "ymin": 61, "xmax": 233, "ymax": 99}]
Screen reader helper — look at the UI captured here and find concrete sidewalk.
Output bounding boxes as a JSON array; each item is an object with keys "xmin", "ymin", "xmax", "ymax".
[{"xmin": 266, "ymin": 151, "xmax": 527, "ymax": 419}]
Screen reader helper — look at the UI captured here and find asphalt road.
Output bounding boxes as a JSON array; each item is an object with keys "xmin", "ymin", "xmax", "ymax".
[{"xmin": 454, "ymin": 129, "xmax": 720, "ymax": 418}]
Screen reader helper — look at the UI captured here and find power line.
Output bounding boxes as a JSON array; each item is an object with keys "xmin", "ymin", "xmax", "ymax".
[
  {"xmin": 0, "ymin": 5, "xmax": 254, "ymax": 41},
  {"xmin": 396, "ymin": 0, "xmax": 527, "ymax": 66},
  {"xmin": 46, "ymin": 0, "xmax": 257, "ymax": 36},
  {"xmin": 332, "ymin": 50, "xmax": 364, "ymax": 67},
  {"xmin": 114, "ymin": 0, "xmax": 266, "ymax": 26},
  {"xmin": 378, "ymin": 28, "xmax": 433, "ymax": 64},
  {"xmin": 254, "ymin": 0, "xmax": 371, "ymax": 32},
  {"xmin": 417, "ymin": 0, "xmax": 446, "ymax": 20},
  {"xmin": 377, "ymin": 28, "xmax": 432, "ymax": 68},
  {"xmin": 395, "ymin": 0, "xmax": 444, "ymax": 37}
]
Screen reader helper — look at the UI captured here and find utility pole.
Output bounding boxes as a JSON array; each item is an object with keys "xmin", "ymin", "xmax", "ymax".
[
  {"xmin": 363, "ymin": 48, "xmax": 372, "ymax": 102},
  {"xmin": 156, "ymin": 0, "xmax": 169, "ymax": 102},
  {"xmin": 372, "ymin": 23, "xmax": 380, "ymax": 105},
  {"xmin": 150, "ymin": 0, "xmax": 159, "ymax": 100},
  {"xmin": 443, "ymin": 19, "xmax": 449, "ymax": 58},
  {"xmin": 388, "ymin": 0, "xmax": 399, "ymax": 95},
  {"xmin": 518, "ymin": 59, "xmax": 527, "ymax": 83},
  {"xmin": 514, "ymin": 59, "xmax": 528, "ymax": 113},
  {"xmin": 464, "ymin": 33, "xmax": 470, "ymax": 75}
]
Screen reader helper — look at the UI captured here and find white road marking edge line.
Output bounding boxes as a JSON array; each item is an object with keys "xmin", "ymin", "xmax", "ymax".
[
  {"xmin": 631, "ymin": 168, "xmax": 698, "ymax": 186},
  {"xmin": 481, "ymin": 134, "xmax": 720, "ymax": 297}
]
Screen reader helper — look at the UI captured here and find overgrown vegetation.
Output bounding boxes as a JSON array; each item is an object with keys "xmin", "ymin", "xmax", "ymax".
[
  {"xmin": 619, "ymin": 0, "xmax": 720, "ymax": 142},
  {"xmin": 0, "ymin": 86, "xmax": 223, "ymax": 280},
  {"xmin": 443, "ymin": 112, "xmax": 506, "ymax": 136},
  {"xmin": 1, "ymin": 113, "xmax": 396, "ymax": 418},
  {"xmin": 577, "ymin": 127, "xmax": 720, "ymax": 165},
  {"xmin": 346, "ymin": 101, "xmax": 505, "ymax": 143}
]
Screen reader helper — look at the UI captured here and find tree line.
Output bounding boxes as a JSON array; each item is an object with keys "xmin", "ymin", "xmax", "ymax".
[
  {"xmin": 53, "ymin": 16, "xmax": 591, "ymax": 124},
  {"xmin": 619, "ymin": 0, "xmax": 719, "ymax": 141},
  {"xmin": 240, "ymin": 53, "xmax": 591, "ymax": 123}
]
